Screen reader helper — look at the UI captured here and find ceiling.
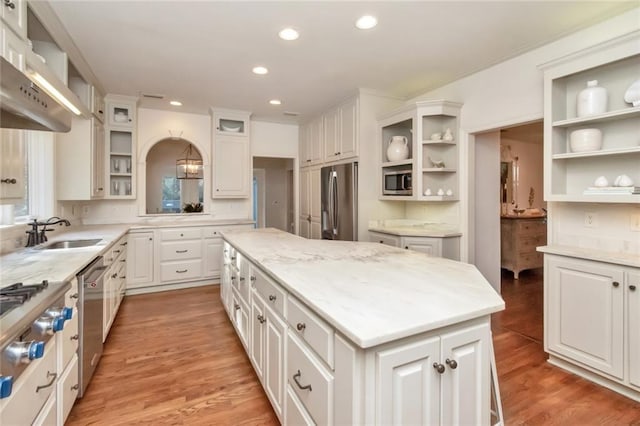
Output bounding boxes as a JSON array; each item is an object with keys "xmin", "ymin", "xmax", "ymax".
[{"xmin": 48, "ymin": 1, "xmax": 636, "ymax": 123}]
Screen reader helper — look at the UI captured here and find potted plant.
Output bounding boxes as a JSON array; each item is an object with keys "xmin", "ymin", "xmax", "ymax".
[{"xmin": 182, "ymin": 202, "xmax": 203, "ymax": 213}]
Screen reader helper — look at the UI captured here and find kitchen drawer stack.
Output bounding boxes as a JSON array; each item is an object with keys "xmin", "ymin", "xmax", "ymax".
[
  {"xmin": 103, "ymin": 235, "xmax": 127, "ymax": 340},
  {"xmin": 500, "ymin": 217, "xmax": 546, "ymax": 279},
  {"xmin": 159, "ymin": 228, "xmax": 203, "ymax": 283},
  {"xmin": 221, "ymin": 237, "xmax": 493, "ymax": 424},
  {"xmin": 57, "ymin": 277, "xmax": 80, "ymax": 424}
]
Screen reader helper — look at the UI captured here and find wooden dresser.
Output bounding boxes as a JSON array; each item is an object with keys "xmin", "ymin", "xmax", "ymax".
[{"xmin": 500, "ymin": 216, "xmax": 547, "ymax": 279}]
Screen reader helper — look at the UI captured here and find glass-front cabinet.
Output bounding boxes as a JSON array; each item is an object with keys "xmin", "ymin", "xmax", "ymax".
[
  {"xmin": 213, "ymin": 109, "xmax": 250, "ymax": 137},
  {"xmin": 105, "ymin": 95, "xmax": 137, "ymax": 199}
]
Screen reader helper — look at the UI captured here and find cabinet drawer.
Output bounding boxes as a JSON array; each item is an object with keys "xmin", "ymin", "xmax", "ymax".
[
  {"xmin": 369, "ymin": 231, "xmax": 400, "ymax": 247},
  {"xmin": 516, "ymin": 235, "xmax": 546, "ymax": 253},
  {"xmin": 287, "ymin": 296, "xmax": 334, "ymax": 368},
  {"xmin": 287, "ymin": 331, "xmax": 333, "ymax": 426},
  {"xmin": 160, "ymin": 259, "xmax": 202, "ymax": 282},
  {"xmin": 253, "ymin": 267, "xmax": 286, "ymax": 317},
  {"xmin": 516, "ymin": 220, "xmax": 546, "ymax": 235},
  {"xmin": 59, "ymin": 309, "xmax": 79, "ymax": 369},
  {"xmin": 58, "ymin": 354, "xmax": 79, "ymax": 424},
  {"xmin": 160, "ymin": 228, "xmax": 202, "ymax": 241},
  {"xmin": 517, "ymin": 251, "xmax": 543, "ymax": 269},
  {"xmin": 1, "ymin": 340, "xmax": 57, "ymax": 426},
  {"xmin": 286, "ymin": 385, "xmax": 315, "ymax": 426},
  {"xmin": 203, "ymin": 227, "xmax": 223, "ymax": 239},
  {"xmin": 160, "ymin": 240, "xmax": 202, "ymax": 261}
]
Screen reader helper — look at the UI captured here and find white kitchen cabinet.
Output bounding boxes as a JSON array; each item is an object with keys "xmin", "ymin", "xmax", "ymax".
[
  {"xmin": 211, "ymin": 109, "xmax": 251, "ymax": 198},
  {"xmin": 1, "ymin": 19, "xmax": 26, "ymax": 70},
  {"xmin": 377, "ymin": 322, "xmax": 489, "ymax": 425},
  {"xmin": 126, "ymin": 231, "xmax": 154, "ymax": 288},
  {"xmin": 368, "ymin": 231, "xmax": 461, "ymax": 260},
  {"xmin": 56, "ymin": 117, "xmax": 105, "ymax": 200},
  {"xmin": 368, "ymin": 231, "xmax": 401, "ymax": 247},
  {"xmin": 0, "ymin": 0, "xmax": 26, "ymax": 39},
  {"xmin": 56, "ymin": 354, "xmax": 78, "ymax": 425},
  {"xmin": 104, "ymin": 235, "xmax": 127, "ymax": 340},
  {"xmin": 541, "ymin": 33, "xmax": 640, "ymax": 203},
  {"xmin": 212, "ymin": 136, "xmax": 250, "ymax": 198},
  {"xmin": 629, "ymin": 270, "xmax": 640, "ymax": 389},
  {"xmin": 546, "ymin": 255, "xmax": 624, "ymax": 378},
  {"xmin": 0, "ymin": 128, "xmax": 24, "ymax": 200},
  {"xmin": 300, "ymin": 116, "xmax": 323, "ymax": 166},
  {"xmin": 250, "ymin": 294, "xmax": 266, "ymax": 381},
  {"xmin": 91, "ymin": 86, "xmax": 105, "ymax": 122},
  {"xmin": 379, "ymin": 100, "xmax": 461, "ymax": 201},
  {"xmin": 324, "ymin": 97, "xmax": 359, "ymax": 163},
  {"xmin": 299, "ymin": 166, "xmax": 321, "ymax": 239},
  {"xmin": 231, "ymin": 287, "xmax": 250, "ymax": 350},
  {"xmin": 203, "ymin": 234, "xmax": 223, "ymax": 278},
  {"xmin": 33, "ymin": 393, "xmax": 57, "ymax": 426},
  {"xmin": 105, "ymin": 95, "xmax": 137, "ymax": 199},
  {"xmin": 544, "ymin": 254, "xmax": 640, "ymax": 401}
]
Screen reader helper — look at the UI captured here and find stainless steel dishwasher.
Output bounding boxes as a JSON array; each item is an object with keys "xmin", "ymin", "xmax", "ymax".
[{"xmin": 77, "ymin": 256, "xmax": 107, "ymax": 397}]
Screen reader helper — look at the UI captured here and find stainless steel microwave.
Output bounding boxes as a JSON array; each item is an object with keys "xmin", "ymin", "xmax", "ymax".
[{"xmin": 383, "ymin": 169, "xmax": 412, "ymax": 195}]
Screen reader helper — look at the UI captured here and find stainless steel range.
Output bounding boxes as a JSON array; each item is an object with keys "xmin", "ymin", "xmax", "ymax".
[{"xmin": 0, "ymin": 279, "xmax": 72, "ymax": 421}]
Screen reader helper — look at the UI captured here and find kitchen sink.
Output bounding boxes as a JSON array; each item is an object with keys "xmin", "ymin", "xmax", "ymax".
[{"xmin": 39, "ymin": 239, "xmax": 102, "ymax": 249}]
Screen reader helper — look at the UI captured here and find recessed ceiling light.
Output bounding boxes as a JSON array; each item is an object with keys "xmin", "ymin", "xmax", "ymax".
[
  {"xmin": 355, "ymin": 15, "xmax": 377, "ymax": 30},
  {"xmin": 170, "ymin": 100, "xmax": 182, "ymax": 106},
  {"xmin": 279, "ymin": 28, "xmax": 299, "ymax": 41},
  {"xmin": 252, "ymin": 66, "xmax": 269, "ymax": 75},
  {"xmin": 269, "ymin": 99, "xmax": 282, "ymax": 105}
]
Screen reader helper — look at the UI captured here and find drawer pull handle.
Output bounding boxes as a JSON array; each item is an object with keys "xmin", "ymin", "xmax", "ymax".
[
  {"xmin": 176, "ymin": 269, "xmax": 188, "ymax": 273},
  {"xmin": 4, "ymin": 1, "xmax": 16, "ymax": 10},
  {"xmin": 296, "ymin": 322, "xmax": 306, "ymax": 332},
  {"xmin": 70, "ymin": 293, "xmax": 79, "ymax": 299},
  {"xmin": 257, "ymin": 314, "xmax": 266, "ymax": 324},
  {"xmin": 433, "ymin": 363, "xmax": 445, "ymax": 374},
  {"xmin": 176, "ymin": 249, "xmax": 188, "ymax": 253},
  {"xmin": 250, "ymin": 276, "xmax": 256, "ymax": 281},
  {"xmin": 631, "ymin": 285, "xmax": 637, "ymax": 291},
  {"xmin": 71, "ymin": 384, "xmax": 79, "ymax": 391},
  {"xmin": 36, "ymin": 371, "xmax": 57, "ymax": 392},
  {"xmin": 71, "ymin": 334, "xmax": 79, "ymax": 341},
  {"xmin": 268, "ymin": 294, "xmax": 276, "ymax": 302},
  {"xmin": 445, "ymin": 358, "xmax": 458, "ymax": 369},
  {"xmin": 239, "ymin": 277, "xmax": 245, "ymax": 281},
  {"xmin": 111, "ymin": 273, "xmax": 118, "ymax": 279},
  {"xmin": 613, "ymin": 281, "xmax": 620, "ymax": 288},
  {"xmin": 231, "ymin": 256, "xmax": 236, "ymax": 260},
  {"xmin": 121, "ymin": 242, "xmax": 128, "ymax": 246},
  {"xmin": 234, "ymin": 304, "xmax": 240, "ymax": 311},
  {"xmin": 293, "ymin": 370, "xmax": 312, "ymax": 391},
  {"xmin": 114, "ymin": 249, "xmax": 121, "ymax": 253}
]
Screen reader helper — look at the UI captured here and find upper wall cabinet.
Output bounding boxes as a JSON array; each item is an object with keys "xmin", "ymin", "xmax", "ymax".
[
  {"xmin": 299, "ymin": 115, "xmax": 323, "ymax": 167},
  {"xmin": 378, "ymin": 100, "xmax": 462, "ymax": 202},
  {"xmin": 541, "ymin": 32, "xmax": 640, "ymax": 203},
  {"xmin": 213, "ymin": 109, "xmax": 250, "ymax": 138},
  {"xmin": 105, "ymin": 95, "xmax": 137, "ymax": 199},
  {"xmin": 323, "ymin": 97, "xmax": 359, "ymax": 163},
  {"xmin": 211, "ymin": 108, "xmax": 251, "ymax": 198},
  {"xmin": 0, "ymin": 128, "xmax": 25, "ymax": 201},
  {"xmin": 1, "ymin": 0, "xmax": 26, "ymax": 39}
]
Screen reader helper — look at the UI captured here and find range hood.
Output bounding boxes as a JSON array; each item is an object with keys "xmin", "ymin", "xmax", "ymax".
[{"xmin": 0, "ymin": 57, "xmax": 71, "ymax": 132}]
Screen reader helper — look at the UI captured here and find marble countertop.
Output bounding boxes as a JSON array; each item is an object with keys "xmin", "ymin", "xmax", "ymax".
[
  {"xmin": 368, "ymin": 219, "xmax": 462, "ymax": 238},
  {"xmin": 538, "ymin": 245, "xmax": 640, "ymax": 268},
  {"xmin": 0, "ymin": 219, "xmax": 253, "ymax": 287},
  {"xmin": 222, "ymin": 228, "xmax": 504, "ymax": 348}
]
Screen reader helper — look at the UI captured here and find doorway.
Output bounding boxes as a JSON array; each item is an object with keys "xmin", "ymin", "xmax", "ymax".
[{"xmin": 252, "ymin": 157, "xmax": 294, "ymax": 232}]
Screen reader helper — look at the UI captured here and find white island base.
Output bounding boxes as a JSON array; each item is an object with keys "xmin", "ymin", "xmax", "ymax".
[{"xmin": 220, "ymin": 228, "xmax": 505, "ymax": 425}]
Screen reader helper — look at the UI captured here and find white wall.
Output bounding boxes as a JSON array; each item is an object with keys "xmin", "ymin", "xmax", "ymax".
[
  {"xmin": 251, "ymin": 121, "xmax": 298, "ymax": 158},
  {"xmin": 402, "ymin": 8, "xmax": 640, "ymax": 261}
]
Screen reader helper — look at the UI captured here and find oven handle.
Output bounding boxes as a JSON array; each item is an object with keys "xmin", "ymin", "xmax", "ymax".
[{"xmin": 401, "ymin": 174, "xmax": 410, "ymax": 190}]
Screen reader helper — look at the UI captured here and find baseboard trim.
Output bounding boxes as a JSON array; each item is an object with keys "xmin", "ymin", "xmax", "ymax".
[
  {"xmin": 125, "ymin": 279, "xmax": 220, "ymax": 296},
  {"xmin": 547, "ymin": 355, "xmax": 640, "ymax": 403}
]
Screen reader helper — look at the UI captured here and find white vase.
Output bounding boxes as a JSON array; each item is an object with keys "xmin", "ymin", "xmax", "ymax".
[
  {"xmin": 624, "ymin": 79, "xmax": 640, "ymax": 107},
  {"xmin": 386, "ymin": 136, "xmax": 409, "ymax": 162},
  {"xmin": 577, "ymin": 80, "xmax": 608, "ymax": 117}
]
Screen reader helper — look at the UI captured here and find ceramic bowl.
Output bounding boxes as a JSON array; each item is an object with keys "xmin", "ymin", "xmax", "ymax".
[
  {"xmin": 221, "ymin": 124, "xmax": 241, "ymax": 132},
  {"xmin": 569, "ymin": 128, "xmax": 602, "ymax": 152}
]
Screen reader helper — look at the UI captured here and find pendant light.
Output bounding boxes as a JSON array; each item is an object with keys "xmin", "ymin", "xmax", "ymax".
[{"xmin": 176, "ymin": 143, "xmax": 203, "ymax": 179}]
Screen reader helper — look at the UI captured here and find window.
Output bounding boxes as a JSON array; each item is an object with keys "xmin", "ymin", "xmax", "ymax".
[{"xmin": 162, "ymin": 176, "xmax": 181, "ymax": 213}]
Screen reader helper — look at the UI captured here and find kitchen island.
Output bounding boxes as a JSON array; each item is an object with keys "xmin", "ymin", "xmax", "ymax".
[{"xmin": 220, "ymin": 228, "xmax": 504, "ymax": 425}]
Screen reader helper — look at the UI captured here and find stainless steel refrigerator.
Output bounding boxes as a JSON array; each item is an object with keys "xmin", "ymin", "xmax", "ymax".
[{"xmin": 321, "ymin": 162, "xmax": 358, "ymax": 241}]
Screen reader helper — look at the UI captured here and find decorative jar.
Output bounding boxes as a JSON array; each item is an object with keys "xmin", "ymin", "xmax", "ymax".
[{"xmin": 577, "ymin": 80, "xmax": 607, "ymax": 117}]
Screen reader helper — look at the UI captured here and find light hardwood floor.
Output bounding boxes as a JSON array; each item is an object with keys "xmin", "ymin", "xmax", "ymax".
[{"xmin": 68, "ymin": 272, "xmax": 640, "ymax": 425}]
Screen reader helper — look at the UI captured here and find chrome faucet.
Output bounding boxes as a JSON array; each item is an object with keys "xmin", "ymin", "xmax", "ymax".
[{"xmin": 25, "ymin": 217, "xmax": 71, "ymax": 247}]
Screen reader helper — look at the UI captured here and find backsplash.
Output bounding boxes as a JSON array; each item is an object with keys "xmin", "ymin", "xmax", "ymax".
[{"xmin": 550, "ymin": 202, "xmax": 640, "ymax": 255}]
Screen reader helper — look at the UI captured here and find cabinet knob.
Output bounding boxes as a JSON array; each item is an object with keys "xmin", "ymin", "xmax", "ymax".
[
  {"xmin": 613, "ymin": 281, "xmax": 620, "ymax": 288},
  {"xmin": 257, "ymin": 314, "xmax": 266, "ymax": 324},
  {"xmin": 250, "ymin": 276, "xmax": 256, "ymax": 282},
  {"xmin": 379, "ymin": 240, "xmax": 383, "ymax": 243},
  {"xmin": 0, "ymin": 178, "xmax": 17, "ymax": 184},
  {"xmin": 4, "ymin": 0, "xmax": 16, "ymax": 10},
  {"xmin": 445, "ymin": 358, "xmax": 458, "ymax": 369},
  {"xmin": 268, "ymin": 294, "xmax": 276, "ymax": 302},
  {"xmin": 296, "ymin": 322, "xmax": 306, "ymax": 332},
  {"xmin": 630, "ymin": 285, "xmax": 637, "ymax": 291},
  {"xmin": 234, "ymin": 304, "xmax": 240, "ymax": 311},
  {"xmin": 404, "ymin": 246, "xmax": 409, "ymax": 250},
  {"xmin": 71, "ymin": 384, "xmax": 79, "ymax": 391},
  {"xmin": 70, "ymin": 293, "xmax": 79, "ymax": 299},
  {"xmin": 70, "ymin": 334, "xmax": 79, "ymax": 341},
  {"xmin": 433, "ymin": 363, "xmax": 445, "ymax": 374}
]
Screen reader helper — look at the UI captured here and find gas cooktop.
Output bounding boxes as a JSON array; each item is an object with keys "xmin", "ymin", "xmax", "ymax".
[{"xmin": 0, "ymin": 281, "xmax": 50, "ymax": 317}]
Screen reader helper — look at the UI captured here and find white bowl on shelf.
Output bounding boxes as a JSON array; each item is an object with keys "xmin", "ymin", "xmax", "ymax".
[
  {"xmin": 569, "ymin": 128, "xmax": 602, "ymax": 152},
  {"xmin": 221, "ymin": 124, "xmax": 241, "ymax": 132}
]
